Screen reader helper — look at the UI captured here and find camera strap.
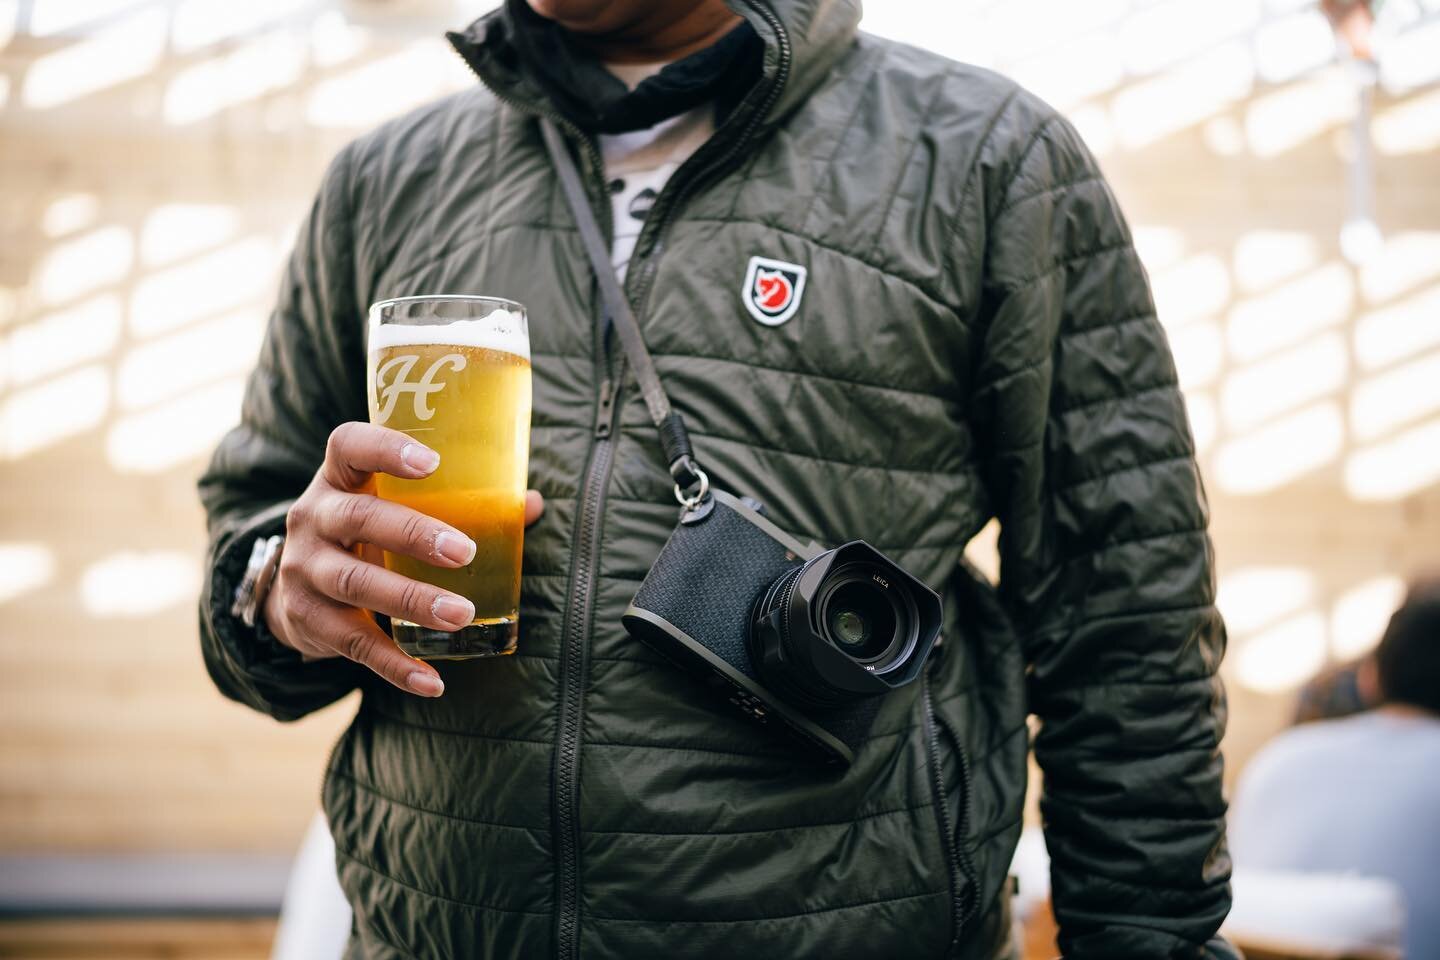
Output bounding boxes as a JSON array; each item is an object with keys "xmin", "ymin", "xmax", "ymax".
[{"xmin": 540, "ymin": 118, "xmax": 709, "ymax": 506}]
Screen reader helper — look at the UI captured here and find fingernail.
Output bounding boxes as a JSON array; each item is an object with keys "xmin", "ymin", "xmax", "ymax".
[
  {"xmin": 434, "ymin": 531, "xmax": 476, "ymax": 565},
  {"xmin": 401, "ymin": 442, "xmax": 440, "ymax": 474},
  {"xmin": 432, "ymin": 594, "xmax": 475, "ymax": 628},
  {"xmin": 407, "ymin": 671, "xmax": 444, "ymax": 697}
]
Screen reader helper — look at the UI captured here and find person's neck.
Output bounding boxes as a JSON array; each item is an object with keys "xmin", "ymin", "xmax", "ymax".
[{"xmin": 569, "ymin": 1, "xmax": 742, "ymax": 64}]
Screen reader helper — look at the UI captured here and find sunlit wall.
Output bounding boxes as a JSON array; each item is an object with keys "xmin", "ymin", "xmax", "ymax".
[{"xmin": 1, "ymin": 0, "xmax": 1437, "ymax": 854}]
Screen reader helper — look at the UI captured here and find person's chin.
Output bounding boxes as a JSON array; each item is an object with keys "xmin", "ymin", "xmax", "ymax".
[{"xmin": 524, "ymin": 0, "xmax": 614, "ymax": 29}]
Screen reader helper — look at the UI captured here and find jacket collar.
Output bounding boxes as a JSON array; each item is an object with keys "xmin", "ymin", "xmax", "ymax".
[
  {"xmin": 446, "ymin": 0, "xmax": 861, "ymax": 131},
  {"xmin": 499, "ymin": 0, "xmax": 763, "ymax": 134}
]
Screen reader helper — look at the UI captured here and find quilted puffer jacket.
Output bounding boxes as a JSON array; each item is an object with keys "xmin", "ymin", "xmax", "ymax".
[{"xmin": 197, "ymin": 1, "xmax": 1236, "ymax": 956}]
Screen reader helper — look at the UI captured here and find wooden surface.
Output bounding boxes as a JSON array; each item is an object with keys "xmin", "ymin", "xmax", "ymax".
[
  {"xmin": 1021, "ymin": 900, "xmax": 1060, "ymax": 959},
  {"xmin": 0, "ymin": 918, "xmax": 276, "ymax": 960},
  {"xmin": 1231, "ymin": 937, "xmax": 1402, "ymax": 960}
]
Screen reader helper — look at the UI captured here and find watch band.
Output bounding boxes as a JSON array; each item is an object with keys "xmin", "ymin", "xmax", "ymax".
[{"xmin": 231, "ymin": 534, "xmax": 284, "ymax": 628}]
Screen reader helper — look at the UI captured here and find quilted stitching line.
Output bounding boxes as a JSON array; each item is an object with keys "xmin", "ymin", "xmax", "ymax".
[
  {"xmin": 1043, "ymin": 732, "xmax": 1225, "ymax": 763},
  {"xmin": 914, "ymin": 712, "xmax": 1030, "ymax": 771},
  {"xmin": 529, "ymin": 350, "xmax": 598, "ymax": 360},
  {"xmin": 1053, "ymin": 380, "xmax": 1180, "ymax": 419},
  {"xmin": 481, "ymin": 95, "xmax": 503, "ymax": 243},
  {"xmin": 583, "ymin": 801, "xmax": 936, "ymax": 838},
  {"xmin": 381, "ymin": 219, "xmax": 564, "ymax": 294},
  {"xmin": 365, "ymin": 708, "xmax": 553, "ymax": 747},
  {"xmin": 942, "ymin": 83, "xmax": 1023, "ymax": 265},
  {"xmin": 584, "ymin": 653, "xmax": 678, "ymax": 665},
  {"xmin": 1058, "ymin": 525, "xmax": 1209, "ymax": 569},
  {"xmin": 335, "ymin": 847, "xmax": 551, "ymax": 917},
  {"xmin": 974, "ymin": 354, "xmax": 1052, "ymax": 396},
  {"xmin": 582, "ymin": 726, "xmax": 910, "ymax": 759},
  {"xmin": 1021, "ymin": 600, "xmax": 1220, "ymax": 648},
  {"xmin": 1059, "ymin": 310, "xmax": 1158, "ymax": 341},
  {"xmin": 338, "ymin": 141, "xmax": 368, "ymax": 314},
  {"xmin": 232, "ymin": 405, "xmax": 315, "ymax": 464},
  {"xmin": 1006, "ymin": 113, "xmax": 1066, "ymax": 193},
  {"xmin": 799, "ymin": 45, "xmax": 878, "ymax": 232},
  {"xmin": 651, "ymin": 348, "xmax": 960, "ymax": 402},
  {"xmin": 985, "ymin": 385, "xmax": 1187, "ymax": 478},
  {"xmin": 1002, "ymin": 239, "xmax": 1134, "ymax": 291},
  {"xmin": 968, "ymin": 813, "xmax": 1025, "ymax": 851},
  {"xmin": 1053, "ymin": 669, "xmax": 1223, "ymax": 691},
  {"xmin": 686, "ymin": 426, "xmax": 969, "ymax": 478},
  {"xmin": 1055, "ymin": 452, "xmax": 1195, "ymax": 494},
  {"xmin": 364, "ymin": 706, "xmax": 907, "ymax": 761},
  {"xmin": 332, "ymin": 769, "xmax": 542, "ymax": 834},
  {"xmin": 585, "ymin": 888, "xmax": 947, "ymax": 925},
  {"xmin": 866, "ymin": 73, "xmax": 951, "ymax": 262},
  {"xmin": 996, "ymin": 171, "xmax": 1106, "ymax": 219},
  {"xmin": 971, "ymin": 310, "xmax": 1159, "ymax": 407},
  {"xmin": 524, "ymin": 570, "xmax": 647, "ymax": 582}
]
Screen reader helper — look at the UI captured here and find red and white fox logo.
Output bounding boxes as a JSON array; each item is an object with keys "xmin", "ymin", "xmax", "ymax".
[
  {"xmin": 742, "ymin": 256, "xmax": 807, "ymax": 326},
  {"xmin": 754, "ymin": 269, "xmax": 793, "ymax": 312}
]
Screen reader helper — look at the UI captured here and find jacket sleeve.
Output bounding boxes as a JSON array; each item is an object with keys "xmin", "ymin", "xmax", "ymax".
[
  {"xmin": 969, "ymin": 107, "xmax": 1236, "ymax": 958},
  {"xmin": 196, "ymin": 144, "xmax": 369, "ymax": 722}
]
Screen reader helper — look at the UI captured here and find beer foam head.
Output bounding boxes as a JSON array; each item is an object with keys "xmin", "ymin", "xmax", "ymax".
[{"xmin": 369, "ymin": 307, "xmax": 529, "ymax": 360}]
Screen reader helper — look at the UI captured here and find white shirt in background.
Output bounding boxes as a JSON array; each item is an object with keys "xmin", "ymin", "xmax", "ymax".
[{"xmin": 1228, "ymin": 709, "xmax": 1440, "ymax": 959}]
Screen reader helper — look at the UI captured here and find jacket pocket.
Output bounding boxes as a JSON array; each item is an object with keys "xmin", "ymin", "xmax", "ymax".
[{"xmin": 921, "ymin": 666, "xmax": 980, "ymax": 957}]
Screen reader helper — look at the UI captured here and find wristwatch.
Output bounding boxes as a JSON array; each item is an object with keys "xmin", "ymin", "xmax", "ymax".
[{"xmin": 231, "ymin": 534, "xmax": 284, "ymax": 628}]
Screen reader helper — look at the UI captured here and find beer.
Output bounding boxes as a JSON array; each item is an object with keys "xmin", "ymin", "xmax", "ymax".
[{"xmin": 366, "ymin": 299, "xmax": 531, "ymax": 659}]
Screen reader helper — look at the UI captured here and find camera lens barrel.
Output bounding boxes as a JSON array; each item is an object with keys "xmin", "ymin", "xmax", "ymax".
[{"xmin": 746, "ymin": 542, "xmax": 942, "ymax": 708}]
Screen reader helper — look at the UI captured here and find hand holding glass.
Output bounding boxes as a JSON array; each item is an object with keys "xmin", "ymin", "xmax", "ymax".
[{"xmin": 367, "ymin": 295, "xmax": 532, "ymax": 660}]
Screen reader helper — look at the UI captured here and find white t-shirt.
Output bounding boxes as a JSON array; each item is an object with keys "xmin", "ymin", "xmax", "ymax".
[
  {"xmin": 598, "ymin": 61, "xmax": 715, "ymax": 282},
  {"xmin": 1228, "ymin": 709, "xmax": 1440, "ymax": 959}
]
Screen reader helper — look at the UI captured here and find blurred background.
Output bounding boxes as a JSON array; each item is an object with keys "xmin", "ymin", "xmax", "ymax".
[{"xmin": 0, "ymin": 0, "xmax": 1437, "ymax": 957}]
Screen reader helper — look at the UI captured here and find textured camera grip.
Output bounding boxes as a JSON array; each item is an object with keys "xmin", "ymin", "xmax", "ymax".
[
  {"xmin": 627, "ymin": 495, "xmax": 888, "ymax": 762},
  {"xmin": 630, "ymin": 501, "xmax": 798, "ymax": 681}
]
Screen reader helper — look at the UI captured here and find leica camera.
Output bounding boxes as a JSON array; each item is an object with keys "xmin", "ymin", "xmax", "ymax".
[{"xmin": 623, "ymin": 489, "xmax": 943, "ymax": 765}]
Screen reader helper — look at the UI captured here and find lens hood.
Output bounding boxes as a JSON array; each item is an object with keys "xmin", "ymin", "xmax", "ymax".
[{"xmin": 749, "ymin": 541, "xmax": 943, "ymax": 707}]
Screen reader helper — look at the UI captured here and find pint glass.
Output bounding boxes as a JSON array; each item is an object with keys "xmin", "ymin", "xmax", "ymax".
[{"xmin": 366, "ymin": 295, "xmax": 531, "ymax": 660}]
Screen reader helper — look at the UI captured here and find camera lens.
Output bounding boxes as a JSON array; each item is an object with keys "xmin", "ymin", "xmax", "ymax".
[
  {"xmin": 817, "ymin": 564, "xmax": 911, "ymax": 672},
  {"xmin": 824, "ymin": 579, "xmax": 895, "ymax": 661},
  {"xmin": 831, "ymin": 609, "xmax": 870, "ymax": 647}
]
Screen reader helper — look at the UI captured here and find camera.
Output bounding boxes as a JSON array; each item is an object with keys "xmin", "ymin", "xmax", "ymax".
[{"xmin": 623, "ymin": 489, "xmax": 943, "ymax": 765}]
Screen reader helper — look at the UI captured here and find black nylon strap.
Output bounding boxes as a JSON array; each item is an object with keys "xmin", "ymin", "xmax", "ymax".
[{"xmin": 540, "ymin": 118, "xmax": 702, "ymax": 488}]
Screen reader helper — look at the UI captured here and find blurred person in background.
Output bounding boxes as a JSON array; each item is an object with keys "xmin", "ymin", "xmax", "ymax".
[
  {"xmin": 198, "ymin": 0, "xmax": 1236, "ymax": 956},
  {"xmin": 1291, "ymin": 654, "xmax": 1380, "ymax": 725},
  {"xmin": 1229, "ymin": 580, "xmax": 1440, "ymax": 959},
  {"xmin": 1322, "ymin": 0, "xmax": 1378, "ymax": 62}
]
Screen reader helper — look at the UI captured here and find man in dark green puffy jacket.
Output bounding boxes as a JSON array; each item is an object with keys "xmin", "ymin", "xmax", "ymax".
[{"xmin": 198, "ymin": 0, "xmax": 1236, "ymax": 956}]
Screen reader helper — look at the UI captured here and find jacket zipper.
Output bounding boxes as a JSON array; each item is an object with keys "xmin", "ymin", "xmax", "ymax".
[
  {"xmin": 922, "ymin": 667, "xmax": 983, "ymax": 956},
  {"xmin": 450, "ymin": 59, "xmax": 614, "ymax": 960},
  {"xmin": 453, "ymin": 12, "xmax": 790, "ymax": 954},
  {"xmin": 552, "ymin": 182, "xmax": 620, "ymax": 959},
  {"xmin": 934, "ymin": 692, "xmax": 981, "ymax": 933},
  {"xmin": 553, "ymin": 372, "xmax": 618, "ymax": 960}
]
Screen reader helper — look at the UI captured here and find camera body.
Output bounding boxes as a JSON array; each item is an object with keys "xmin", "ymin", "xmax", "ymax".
[{"xmin": 623, "ymin": 489, "xmax": 943, "ymax": 765}]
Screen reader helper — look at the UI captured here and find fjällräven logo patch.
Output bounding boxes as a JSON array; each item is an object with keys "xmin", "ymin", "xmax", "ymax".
[{"xmin": 742, "ymin": 256, "xmax": 807, "ymax": 326}]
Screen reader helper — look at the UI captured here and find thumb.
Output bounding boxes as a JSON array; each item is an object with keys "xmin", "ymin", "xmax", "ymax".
[{"xmin": 524, "ymin": 489, "xmax": 545, "ymax": 527}]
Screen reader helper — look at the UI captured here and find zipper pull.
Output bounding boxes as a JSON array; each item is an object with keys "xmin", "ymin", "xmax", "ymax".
[{"xmin": 593, "ymin": 378, "xmax": 614, "ymax": 439}]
